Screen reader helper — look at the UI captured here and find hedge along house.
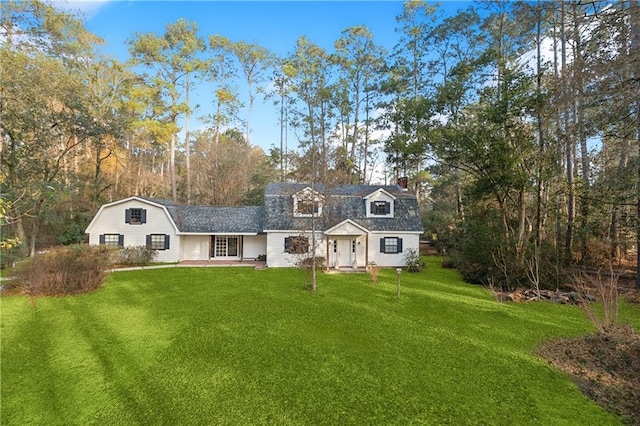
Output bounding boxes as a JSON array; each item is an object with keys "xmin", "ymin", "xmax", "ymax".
[{"xmin": 85, "ymin": 182, "xmax": 423, "ymax": 268}]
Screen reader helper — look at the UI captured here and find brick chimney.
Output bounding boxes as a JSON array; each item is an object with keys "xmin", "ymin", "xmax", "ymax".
[{"xmin": 397, "ymin": 176, "xmax": 408, "ymax": 190}]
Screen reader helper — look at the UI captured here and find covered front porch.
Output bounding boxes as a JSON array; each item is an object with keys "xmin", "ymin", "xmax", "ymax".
[
  {"xmin": 324, "ymin": 220, "xmax": 369, "ymax": 271},
  {"xmin": 179, "ymin": 233, "xmax": 267, "ymax": 262}
]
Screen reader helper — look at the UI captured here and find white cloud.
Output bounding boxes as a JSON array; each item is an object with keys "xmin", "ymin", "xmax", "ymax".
[{"xmin": 50, "ymin": 0, "xmax": 110, "ymax": 19}]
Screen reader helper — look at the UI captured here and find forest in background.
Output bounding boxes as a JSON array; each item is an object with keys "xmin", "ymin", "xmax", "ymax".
[{"xmin": 1, "ymin": 0, "xmax": 639, "ymax": 290}]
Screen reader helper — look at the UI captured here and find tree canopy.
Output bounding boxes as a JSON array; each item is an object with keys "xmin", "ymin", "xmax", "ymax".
[{"xmin": 1, "ymin": 0, "xmax": 638, "ymax": 288}]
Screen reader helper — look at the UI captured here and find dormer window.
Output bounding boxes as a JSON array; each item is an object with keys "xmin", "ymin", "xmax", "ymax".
[
  {"xmin": 293, "ymin": 187, "xmax": 323, "ymax": 217},
  {"xmin": 364, "ymin": 188, "xmax": 395, "ymax": 218},
  {"xmin": 297, "ymin": 199, "xmax": 318, "ymax": 215},
  {"xmin": 372, "ymin": 201, "xmax": 390, "ymax": 215}
]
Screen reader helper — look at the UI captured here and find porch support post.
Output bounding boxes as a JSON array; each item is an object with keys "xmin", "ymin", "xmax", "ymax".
[
  {"xmin": 325, "ymin": 236, "xmax": 330, "ymax": 271},
  {"xmin": 365, "ymin": 233, "xmax": 369, "ymax": 266}
]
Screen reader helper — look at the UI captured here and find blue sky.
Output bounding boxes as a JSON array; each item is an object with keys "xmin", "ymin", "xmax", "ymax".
[{"xmin": 57, "ymin": 1, "xmax": 471, "ymax": 154}]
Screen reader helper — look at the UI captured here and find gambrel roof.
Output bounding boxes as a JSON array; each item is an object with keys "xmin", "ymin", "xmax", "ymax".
[
  {"xmin": 263, "ymin": 183, "xmax": 423, "ymax": 233},
  {"xmin": 95, "ymin": 183, "xmax": 422, "ymax": 235}
]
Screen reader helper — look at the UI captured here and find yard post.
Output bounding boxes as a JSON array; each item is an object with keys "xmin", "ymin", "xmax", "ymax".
[{"xmin": 396, "ymin": 267, "xmax": 402, "ymax": 298}]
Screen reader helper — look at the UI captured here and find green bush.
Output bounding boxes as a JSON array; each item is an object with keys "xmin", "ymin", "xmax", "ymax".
[
  {"xmin": 453, "ymin": 215, "xmax": 503, "ymax": 286},
  {"xmin": 404, "ymin": 248, "xmax": 424, "ymax": 272},
  {"xmin": 56, "ymin": 217, "xmax": 91, "ymax": 245},
  {"xmin": 8, "ymin": 245, "xmax": 113, "ymax": 296}
]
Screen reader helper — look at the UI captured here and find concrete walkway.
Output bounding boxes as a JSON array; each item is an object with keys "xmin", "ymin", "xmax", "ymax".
[{"xmin": 110, "ymin": 260, "xmax": 267, "ymax": 272}]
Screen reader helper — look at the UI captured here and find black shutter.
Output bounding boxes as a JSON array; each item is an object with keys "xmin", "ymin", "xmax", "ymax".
[
  {"xmin": 125, "ymin": 209, "xmax": 131, "ymax": 223},
  {"xmin": 397, "ymin": 238, "xmax": 403, "ymax": 253},
  {"xmin": 118, "ymin": 235, "xmax": 124, "ymax": 246},
  {"xmin": 285, "ymin": 237, "xmax": 291, "ymax": 253},
  {"xmin": 370, "ymin": 202, "xmax": 376, "ymax": 214},
  {"xmin": 164, "ymin": 235, "xmax": 170, "ymax": 250},
  {"xmin": 99, "ymin": 234, "xmax": 105, "ymax": 244},
  {"xmin": 380, "ymin": 238, "xmax": 385, "ymax": 253},
  {"xmin": 385, "ymin": 202, "xmax": 391, "ymax": 214},
  {"xmin": 141, "ymin": 209, "xmax": 147, "ymax": 224},
  {"xmin": 146, "ymin": 235, "xmax": 151, "ymax": 248}
]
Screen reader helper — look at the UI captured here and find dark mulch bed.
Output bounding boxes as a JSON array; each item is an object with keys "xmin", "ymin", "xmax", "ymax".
[{"xmin": 536, "ymin": 325, "xmax": 640, "ymax": 425}]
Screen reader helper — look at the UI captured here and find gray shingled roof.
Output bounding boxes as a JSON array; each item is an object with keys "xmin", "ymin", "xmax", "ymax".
[
  {"xmin": 264, "ymin": 183, "xmax": 423, "ymax": 233},
  {"xmin": 165, "ymin": 205, "xmax": 265, "ymax": 233},
  {"xmin": 135, "ymin": 184, "xmax": 422, "ymax": 234},
  {"xmin": 139, "ymin": 197, "xmax": 176, "ymax": 207}
]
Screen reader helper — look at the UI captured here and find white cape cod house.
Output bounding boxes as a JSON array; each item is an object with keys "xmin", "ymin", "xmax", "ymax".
[{"xmin": 85, "ymin": 183, "xmax": 423, "ymax": 268}]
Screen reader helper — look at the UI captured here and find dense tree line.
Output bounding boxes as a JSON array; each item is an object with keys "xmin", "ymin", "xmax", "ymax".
[{"xmin": 1, "ymin": 0, "xmax": 638, "ymax": 289}]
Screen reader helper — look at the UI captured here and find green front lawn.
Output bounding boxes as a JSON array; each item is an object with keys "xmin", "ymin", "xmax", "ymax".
[{"xmin": 2, "ymin": 258, "xmax": 635, "ymax": 425}]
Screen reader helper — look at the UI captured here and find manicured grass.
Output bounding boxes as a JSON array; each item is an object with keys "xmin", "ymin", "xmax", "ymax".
[{"xmin": 2, "ymin": 257, "xmax": 636, "ymax": 425}]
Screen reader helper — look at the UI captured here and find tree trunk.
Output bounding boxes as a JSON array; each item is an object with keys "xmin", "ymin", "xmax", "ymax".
[
  {"xmin": 349, "ymin": 82, "xmax": 360, "ymax": 181},
  {"xmin": 573, "ymin": 2, "xmax": 590, "ymax": 263},
  {"xmin": 517, "ymin": 187, "xmax": 526, "ymax": 253},
  {"xmin": 552, "ymin": 7, "xmax": 564, "ymax": 254},
  {"xmin": 170, "ymin": 132, "xmax": 177, "ymax": 203},
  {"xmin": 280, "ymin": 90, "xmax": 285, "ymax": 181},
  {"xmin": 561, "ymin": 1, "xmax": 575, "ymax": 262},
  {"xmin": 363, "ymin": 90, "xmax": 369, "ymax": 184},
  {"xmin": 455, "ymin": 167, "xmax": 465, "ymax": 222},
  {"xmin": 185, "ymin": 73, "xmax": 191, "ymax": 205},
  {"xmin": 629, "ymin": 0, "xmax": 640, "ymax": 289},
  {"xmin": 535, "ymin": 0, "xmax": 545, "ymax": 248}
]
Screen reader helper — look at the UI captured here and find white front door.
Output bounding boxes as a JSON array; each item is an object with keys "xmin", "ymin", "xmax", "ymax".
[{"xmin": 337, "ymin": 238, "xmax": 355, "ymax": 267}]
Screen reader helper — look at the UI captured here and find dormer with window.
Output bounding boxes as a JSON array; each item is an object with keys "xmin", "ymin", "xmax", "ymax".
[
  {"xmin": 292, "ymin": 187, "xmax": 323, "ymax": 217},
  {"xmin": 364, "ymin": 188, "xmax": 396, "ymax": 218}
]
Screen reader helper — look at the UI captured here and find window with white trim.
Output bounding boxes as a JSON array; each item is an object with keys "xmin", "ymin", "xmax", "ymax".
[{"xmin": 292, "ymin": 189, "xmax": 323, "ymax": 217}]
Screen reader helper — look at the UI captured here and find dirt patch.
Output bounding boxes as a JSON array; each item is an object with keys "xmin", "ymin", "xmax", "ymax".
[
  {"xmin": 419, "ymin": 241, "xmax": 438, "ymax": 256},
  {"xmin": 536, "ymin": 326, "xmax": 640, "ymax": 425}
]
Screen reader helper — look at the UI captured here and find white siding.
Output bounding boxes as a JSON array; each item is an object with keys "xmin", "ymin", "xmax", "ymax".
[
  {"xmin": 364, "ymin": 190, "xmax": 395, "ymax": 218},
  {"xmin": 266, "ymin": 231, "xmax": 324, "ymax": 267},
  {"xmin": 367, "ymin": 233, "xmax": 420, "ymax": 267},
  {"xmin": 87, "ymin": 199, "xmax": 179, "ymax": 262},
  {"xmin": 181, "ymin": 235, "xmax": 210, "ymax": 261},
  {"xmin": 242, "ymin": 235, "xmax": 267, "ymax": 259}
]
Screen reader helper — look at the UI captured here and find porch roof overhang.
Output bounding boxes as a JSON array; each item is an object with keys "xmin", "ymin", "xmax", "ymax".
[
  {"xmin": 324, "ymin": 219, "xmax": 369, "ymax": 236},
  {"xmin": 177, "ymin": 232, "xmax": 261, "ymax": 236}
]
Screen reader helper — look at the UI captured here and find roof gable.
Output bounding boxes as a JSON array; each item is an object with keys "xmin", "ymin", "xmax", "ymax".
[
  {"xmin": 325, "ymin": 219, "xmax": 369, "ymax": 235},
  {"xmin": 363, "ymin": 188, "xmax": 396, "ymax": 201},
  {"xmin": 85, "ymin": 196, "xmax": 178, "ymax": 234}
]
